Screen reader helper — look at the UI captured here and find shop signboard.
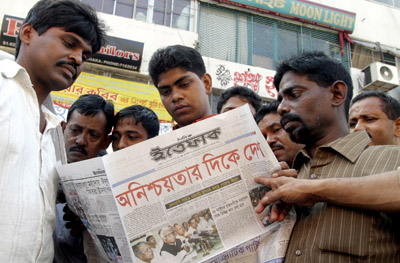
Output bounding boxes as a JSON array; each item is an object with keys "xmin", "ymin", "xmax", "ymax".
[
  {"xmin": 212, "ymin": 0, "xmax": 356, "ymax": 33},
  {"xmin": 205, "ymin": 56, "xmax": 278, "ymax": 100},
  {"xmin": 51, "ymin": 72, "xmax": 172, "ymax": 122},
  {"xmin": 1, "ymin": 15, "xmax": 144, "ymax": 71}
]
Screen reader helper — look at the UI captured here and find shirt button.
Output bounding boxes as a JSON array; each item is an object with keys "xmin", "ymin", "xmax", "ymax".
[
  {"xmin": 310, "ymin": 174, "xmax": 317, "ymax": 179},
  {"xmin": 295, "ymin": 249, "xmax": 302, "ymax": 256}
]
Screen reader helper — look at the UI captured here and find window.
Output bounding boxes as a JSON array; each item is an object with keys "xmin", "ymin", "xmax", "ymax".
[
  {"xmin": 372, "ymin": 0, "xmax": 400, "ymax": 8},
  {"xmin": 198, "ymin": 3, "xmax": 349, "ymax": 70},
  {"xmin": 81, "ymin": 0, "xmax": 195, "ymax": 31},
  {"xmin": 351, "ymin": 43, "xmax": 397, "ymax": 69}
]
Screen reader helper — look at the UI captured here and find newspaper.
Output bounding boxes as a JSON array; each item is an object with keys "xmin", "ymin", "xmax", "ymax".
[{"xmin": 56, "ymin": 105, "xmax": 296, "ymax": 263}]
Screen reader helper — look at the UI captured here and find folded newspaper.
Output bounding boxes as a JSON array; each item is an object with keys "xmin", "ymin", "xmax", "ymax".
[{"xmin": 56, "ymin": 105, "xmax": 296, "ymax": 263}]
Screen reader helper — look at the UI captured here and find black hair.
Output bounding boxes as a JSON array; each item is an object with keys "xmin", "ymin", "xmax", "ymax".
[
  {"xmin": 351, "ymin": 90, "xmax": 400, "ymax": 120},
  {"xmin": 274, "ymin": 52, "xmax": 353, "ymax": 119},
  {"xmin": 255, "ymin": 101, "xmax": 280, "ymax": 124},
  {"xmin": 15, "ymin": 0, "xmax": 106, "ymax": 58},
  {"xmin": 67, "ymin": 94, "xmax": 114, "ymax": 135},
  {"xmin": 145, "ymin": 235, "xmax": 154, "ymax": 242},
  {"xmin": 216, "ymin": 85, "xmax": 263, "ymax": 114},
  {"xmin": 114, "ymin": 105, "xmax": 159, "ymax": 139},
  {"xmin": 148, "ymin": 45, "xmax": 206, "ymax": 87}
]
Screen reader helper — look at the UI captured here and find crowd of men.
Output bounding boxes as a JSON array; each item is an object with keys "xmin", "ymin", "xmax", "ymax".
[{"xmin": 1, "ymin": 0, "xmax": 400, "ymax": 262}]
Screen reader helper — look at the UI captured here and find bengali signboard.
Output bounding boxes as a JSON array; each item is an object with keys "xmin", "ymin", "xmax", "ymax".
[
  {"xmin": 205, "ymin": 56, "xmax": 278, "ymax": 100},
  {"xmin": 51, "ymin": 72, "xmax": 172, "ymax": 122}
]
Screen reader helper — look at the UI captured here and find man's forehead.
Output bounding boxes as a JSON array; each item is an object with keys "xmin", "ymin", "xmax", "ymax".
[
  {"xmin": 351, "ymin": 97, "xmax": 385, "ymax": 114},
  {"xmin": 157, "ymin": 68, "xmax": 194, "ymax": 87},
  {"xmin": 69, "ymin": 111, "xmax": 107, "ymax": 127},
  {"xmin": 59, "ymin": 28, "xmax": 93, "ymax": 53},
  {"xmin": 140, "ymin": 244, "xmax": 149, "ymax": 250},
  {"xmin": 263, "ymin": 113, "xmax": 281, "ymax": 127},
  {"xmin": 116, "ymin": 116, "xmax": 139, "ymax": 126}
]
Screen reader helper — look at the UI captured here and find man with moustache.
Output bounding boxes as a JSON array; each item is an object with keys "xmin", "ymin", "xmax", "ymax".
[
  {"xmin": 349, "ymin": 90, "xmax": 400, "ymax": 146},
  {"xmin": 255, "ymin": 52, "xmax": 400, "ymax": 262},
  {"xmin": 63, "ymin": 94, "xmax": 114, "ymax": 164},
  {"xmin": 0, "ymin": 0, "xmax": 105, "ymax": 261},
  {"xmin": 255, "ymin": 101, "xmax": 304, "ymax": 167}
]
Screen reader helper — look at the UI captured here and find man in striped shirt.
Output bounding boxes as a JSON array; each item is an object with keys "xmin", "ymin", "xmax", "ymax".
[{"xmin": 255, "ymin": 52, "xmax": 400, "ymax": 262}]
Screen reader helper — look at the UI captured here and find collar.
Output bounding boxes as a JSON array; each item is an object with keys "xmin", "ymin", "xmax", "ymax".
[
  {"xmin": 294, "ymin": 130, "xmax": 371, "ymax": 167},
  {"xmin": 0, "ymin": 59, "xmax": 62, "ymax": 129},
  {"xmin": 173, "ymin": 114, "xmax": 218, "ymax": 130},
  {"xmin": 0, "ymin": 58, "xmax": 25, "ymax": 78},
  {"xmin": 42, "ymin": 105, "xmax": 63, "ymax": 130}
]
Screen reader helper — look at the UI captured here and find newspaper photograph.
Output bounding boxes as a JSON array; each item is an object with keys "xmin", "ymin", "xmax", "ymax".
[{"xmin": 57, "ymin": 105, "xmax": 295, "ymax": 263}]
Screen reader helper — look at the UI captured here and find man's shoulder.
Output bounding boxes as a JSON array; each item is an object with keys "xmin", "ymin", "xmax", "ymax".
[
  {"xmin": 355, "ymin": 144, "xmax": 400, "ymax": 174},
  {"xmin": 361, "ymin": 144, "xmax": 400, "ymax": 155},
  {"xmin": 0, "ymin": 58, "xmax": 22, "ymax": 77}
]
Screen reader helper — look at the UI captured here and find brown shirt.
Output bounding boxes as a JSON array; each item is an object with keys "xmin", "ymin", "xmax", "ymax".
[{"xmin": 285, "ymin": 130, "xmax": 400, "ymax": 263}]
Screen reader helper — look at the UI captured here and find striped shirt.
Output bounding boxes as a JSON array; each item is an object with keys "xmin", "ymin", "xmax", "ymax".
[{"xmin": 285, "ymin": 130, "xmax": 400, "ymax": 263}]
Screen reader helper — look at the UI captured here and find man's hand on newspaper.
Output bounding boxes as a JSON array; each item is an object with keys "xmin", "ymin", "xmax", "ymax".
[
  {"xmin": 254, "ymin": 176, "xmax": 319, "ymax": 221},
  {"xmin": 271, "ymin": 161, "xmax": 297, "ymax": 178},
  {"xmin": 63, "ymin": 204, "xmax": 86, "ymax": 238},
  {"xmin": 254, "ymin": 162, "xmax": 298, "ymax": 222}
]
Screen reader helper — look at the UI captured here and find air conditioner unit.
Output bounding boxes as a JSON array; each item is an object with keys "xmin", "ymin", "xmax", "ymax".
[{"xmin": 362, "ymin": 62, "xmax": 399, "ymax": 91}]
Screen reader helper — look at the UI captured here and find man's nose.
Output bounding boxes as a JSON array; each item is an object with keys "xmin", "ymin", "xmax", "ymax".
[
  {"xmin": 266, "ymin": 134, "xmax": 277, "ymax": 145},
  {"xmin": 68, "ymin": 49, "xmax": 83, "ymax": 66},
  {"xmin": 171, "ymin": 88, "xmax": 184, "ymax": 103},
  {"xmin": 277, "ymin": 100, "xmax": 289, "ymax": 116},
  {"xmin": 117, "ymin": 137, "xmax": 128, "ymax": 151},
  {"xmin": 352, "ymin": 121, "xmax": 365, "ymax": 132},
  {"xmin": 75, "ymin": 133, "xmax": 87, "ymax": 146}
]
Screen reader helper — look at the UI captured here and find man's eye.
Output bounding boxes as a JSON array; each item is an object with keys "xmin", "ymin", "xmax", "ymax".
[
  {"xmin": 349, "ymin": 122, "xmax": 356, "ymax": 128},
  {"xmin": 70, "ymin": 128, "xmax": 80, "ymax": 134},
  {"xmin": 159, "ymin": 89, "xmax": 170, "ymax": 96},
  {"xmin": 290, "ymin": 91, "xmax": 301, "ymax": 99},
  {"xmin": 273, "ymin": 127, "xmax": 281, "ymax": 133},
  {"xmin": 365, "ymin": 118, "xmax": 376, "ymax": 123},
  {"xmin": 180, "ymin": 81, "xmax": 190, "ymax": 88},
  {"xmin": 63, "ymin": 40, "xmax": 74, "ymax": 48},
  {"xmin": 90, "ymin": 132, "xmax": 100, "ymax": 139}
]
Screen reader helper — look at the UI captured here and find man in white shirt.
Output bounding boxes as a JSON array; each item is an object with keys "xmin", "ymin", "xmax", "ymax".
[
  {"xmin": 198, "ymin": 213, "xmax": 216, "ymax": 232},
  {"xmin": 159, "ymin": 227, "xmax": 189, "ymax": 262},
  {"xmin": 0, "ymin": 0, "xmax": 105, "ymax": 261}
]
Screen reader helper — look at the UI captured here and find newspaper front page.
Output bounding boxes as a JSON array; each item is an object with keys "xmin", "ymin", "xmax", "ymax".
[{"xmin": 57, "ymin": 105, "xmax": 295, "ymax": 263}]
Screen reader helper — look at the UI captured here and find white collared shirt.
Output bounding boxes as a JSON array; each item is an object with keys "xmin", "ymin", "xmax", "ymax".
[{"xmin": 0, "ymin": 58, "xmax": 63, "ymax": 262}]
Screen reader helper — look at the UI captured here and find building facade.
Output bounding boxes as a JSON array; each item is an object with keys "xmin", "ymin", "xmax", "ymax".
[{"xmin": 1, "ymin": 0, "xmax": 399, "ymax": 128}]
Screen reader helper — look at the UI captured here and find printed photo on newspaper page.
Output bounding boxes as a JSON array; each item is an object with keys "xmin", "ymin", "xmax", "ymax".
[{"xmin": 57, "ymin": 105, "xmax": 295, "ymax": 263}]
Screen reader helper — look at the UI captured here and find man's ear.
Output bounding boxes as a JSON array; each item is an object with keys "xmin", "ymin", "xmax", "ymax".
[
  {"xmin": 331, "ymin": 81, "xmax": 347, "ymax": 107},
  {"xmin": 102, "ymin": 135, "xmax": 112, "ymax": 150},
  {"xmin": 19, "ymin": 24, "xmax": 36, "ymax": 45},
  {"xmin": 61, "ymin": 121, "xmax": 67, "ymax": 133},
  {"xmin": 202, "ymin": 73, "xmax": 212, "ymax": 95},
  {"xmin": 393, "ymin": 117, "xmax": 400, "ymax": 139}
]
